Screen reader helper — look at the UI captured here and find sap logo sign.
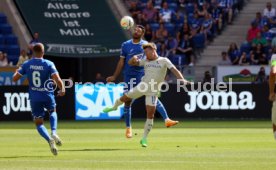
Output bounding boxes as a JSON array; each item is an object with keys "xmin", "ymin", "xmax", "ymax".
[
  {"xmin": 2, "ymin": 93, "xmax": 31, "ymax": 115},
  {"xmin": 0, "ymin": 72, "xmax": 26, "ymax": 85},
  {"xmin": 75, "ymin": 84, "xmax": 124, "ymax": 120},
  {"xmin": 185, "ymin": 91, "xmax": 256, "ymax": 113}
]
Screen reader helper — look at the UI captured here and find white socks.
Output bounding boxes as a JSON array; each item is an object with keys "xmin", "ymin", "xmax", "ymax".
[
  {"xmin": 113, "ymin": 99, "xmax": 123, "ymax": 110},
  {"xmin": 143, "ymin": 119, "xmax": 153, "ymax": 139}
]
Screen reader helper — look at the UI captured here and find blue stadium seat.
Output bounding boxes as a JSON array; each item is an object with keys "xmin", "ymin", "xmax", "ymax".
[
  {"xmin": 0, "ymin": 24, "xmax": 12, "ymax": 35},
  {"xmin": 6, "ymin": 45, "xmax": 20, "ymax": 56},
  {"xmin": 4, "ymin": 34, "xmax": 18, "ymax": 45},
  {"xmin": 150, "ymin": 23, "xmax": 159, "ymax": 32},
  {"xmin": 171, "ymin": 54, "xmax": 187, "ymax": 70},
  {"xmin": 0, "ymin": 35, "xmax": 4, "ymax": 44},
  {"xmin": 8, "ymin": 55, "xmax": 19, "ymax": 65},
  {"xmin": 0, "ymin": 13, "xmax": 7, "ymax": 24},
  {"xmin": 168, "ymin": 3, "xmax": 178, "ymax": 12},
  {"xmin": 140, "ymin": 0, "xmax": 149, "ymax": 3},
  {"xmin": 186, "ymin": 3, "xmax": 194, "ymax": 14},
  {"xmin": 164, "ymin": 23, "xmax": 176, "ymax": 36},
  {"xmin": 239, "ymin": 43, "xmax": 251, "ymax": 54},
  {"xmin": 0, "ymin": 45, "xmax": 5, "ymax": 52},
  {"xmin": 166, "ymin": 0, "xmax": 177, "ymax": 3},
  {"xmin": 192, "ymin": 33, "xmax": 205, "ymax": 49}
]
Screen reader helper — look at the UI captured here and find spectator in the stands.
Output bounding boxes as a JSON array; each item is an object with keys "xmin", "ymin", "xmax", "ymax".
[
  {"xmin": 218, "ymin": 0, "xmax": 233, "ymax": 24},
  {"xmin": 177, "ymin": 23, "xmax": 192, "ymax": 42},
  {"xmin": 158, "ymin": 42, "xmax": 169, "ymax": 57},
  {"xmin": 263, "ymin": 2, "xmax": 276, "ymax": 19},
  {"xmin": 173, "ymin": 12, "xmax": 185, "ymax": 26},
  {"xmin": 203, "ymin": 71, "xmax": 212, "ymax": 83},
  {"xmin": 159, "ymin": 2, "xmax": 174, "ymax": 23},
  {"xmin": 177, "ymin": 0, "xmax": 187, "ymax": 15},
  {"xmin": 144, "ymin": 24, "xmax": 154, "ymax": 42},
  {"xmin": 136, "ymin": 13, "xmax": 147, "ymax": 25},
  {"xmin": 246, "ymin": 21, "xmax": 261, "ymax": 43},
  {"xmin": 93, "ymin": 73, "xmax": 106, "ymax": 84},
  {"xmin": 239, "ymin": 52, "xmax": 250, "ymax": 65},
  {"xmin": 218, "ymin": 51, "xmax": 231, "ymax": 65},
  {"xmin": 189, "ymin": 12, "xmax": 201, "ymax": 36},
  {"xmin": 253, "ymin": 12, "xmax": 268, "ymax": 29},
  {"xmin": 255, "ymin": 66, "xmax": 267, "ymax": 83},
  {"xmin": 250, "ymin": 44, "xmax": 268, "ymax": 65},
  {"xmin": 197, "ymin": 3, "xmax": 210, "ymax": 18},
  {"xmin": 176, "ymin": 34, "xmax": 194, "ymax": 66},
  {"xmin": 252, "ymin": 32, "xmax": 268, "ymax": 48},
  {"xmin": 228, "ymin": 42, "xmax": 240, "ymax": 65},
  {"xmin": 143, "ymin": 1, "xmax": 157, "ymax": 23},
  {"xmin": 262, "ymin": 24, "xmax": 273, "ymax": 43},
  {"xmin": 129, "ymin": 1, "xmax": 141, "ymax": 22},
  {"xmin": 165, "ymin": 34, "xmax": 178, "ymax": 58},
  {"xmin": 272, "ymin": 36, "xmax": 276, "ymax": 48},
  {"xmin": 210, "ymin": 1, "xmax": 223, "ymax": 34},
  {"xmin": 28, "ymin": 32, "xmax": 40, "ymax": 54},
  {"xmin": 0, "ymin": 51, "xmax": 8, "ymax": 67},
  {"xmin": 154, "ymin": 22, "xmax": 168, "ymax": 43},
  {"xmin": 202, "ymin": 13, "xmax": 214, "ymax": 42},
  {"xmin": 16, "ymin": 49, "xmax": 29, "ymax": 67}
]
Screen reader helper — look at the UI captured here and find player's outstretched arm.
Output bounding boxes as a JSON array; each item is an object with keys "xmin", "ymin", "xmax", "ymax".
[
  {"xmin": 170, "ymin": 67, "xmax": 190, "ymax": 85},
  {"xmin": 128, "ymin": 55, "xmax": 139, "ymax": 66},
  {"xmin": 52, "ymin": 73, "xmax": 65, "ymax": 97},
  {"xmin": 12, "ymin": 70, "xmax": 22, "ymax": 82},
  {"xmin": 106, "ymin": 57, "xmax": 125, "ymax": 82}
]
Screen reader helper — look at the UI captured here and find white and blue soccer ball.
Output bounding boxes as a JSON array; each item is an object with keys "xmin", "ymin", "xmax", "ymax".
[{"xmin": 120, "ymin": 16, "xmax": 134, "ymax": 30}]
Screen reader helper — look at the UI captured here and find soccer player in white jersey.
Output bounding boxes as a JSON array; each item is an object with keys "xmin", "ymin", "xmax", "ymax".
[
  {"xmin": 269, "ymin": 51, "xmax": 276, "ymax": 139},
  {"xmin": 103, "ymin": 43, "xmax": 190, "ymax": 147}
]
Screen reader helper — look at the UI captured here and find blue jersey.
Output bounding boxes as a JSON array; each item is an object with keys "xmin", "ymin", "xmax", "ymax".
[
  {"xmin": 18, "ymin": 58, "xmax": 58, "ymax": 102},
  {"xmin": 120, "ymin": 39, "xmax": 147, "ymax": 77}
]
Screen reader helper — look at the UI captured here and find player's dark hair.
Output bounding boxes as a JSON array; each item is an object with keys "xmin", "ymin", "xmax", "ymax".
[
  {"xmin": 33, "ymin": 44, "xmax": 43, "ymax": 53},
  {"xmin": 137, "ymin": 25, "xmax": 145, "ymax": 34}
]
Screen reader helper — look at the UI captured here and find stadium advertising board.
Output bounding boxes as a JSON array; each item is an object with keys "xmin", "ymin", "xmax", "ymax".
[
  {"xmin": 0, "ymin": 67, "xmax": 28, "ymax": 86},
  {"xmin": 216, "ymin": 66, "xmax": 270, "ymax": 83},
  {"xmin": 156, "ymin": 84, "xmax": 272, "ymax": 119},
  {"xmin": 0, "ymin": 86, "xmax": 74, "ymax": 121},
  {"xmin": 75, "ymin": 84, "xmax": 124, "ymax": 120},
  {"xmin": 15, "ymin": 0, "xmax": 126, "ymax": 57}
]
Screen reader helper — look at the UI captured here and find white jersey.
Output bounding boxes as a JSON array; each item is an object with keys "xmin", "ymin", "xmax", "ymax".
[
  {"xmin": 126, "ymin": 56, "xmax": 175, "ymax": 104},
  {"xmin": 139, "ymin": 56, "xmax": 175, "ymax": 86}
]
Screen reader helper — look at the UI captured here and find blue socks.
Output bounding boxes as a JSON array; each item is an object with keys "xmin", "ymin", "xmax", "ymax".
[
  {"xmin": 49, "ymin": 112, "xmax": 57, "ymax": 135},
  {"xmin": 36, "ymin": 124, "xmax": 50, "ymax": 142},
  {"xmin": 124, "ymin": 106, "xmax": 131, "ymax": 128},
  {"xmin": 156, "ymin": 99, "xmax": 169, "ymax": 120}
]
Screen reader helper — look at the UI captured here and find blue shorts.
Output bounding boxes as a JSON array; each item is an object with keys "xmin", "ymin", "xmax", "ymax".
[
  {"xmin": 124, "ymin": 74, "xmax": 143, "ymax": 93},
  {"xmin": 30, "ymin": 99, "xmax": 56, "ymax": 119}
]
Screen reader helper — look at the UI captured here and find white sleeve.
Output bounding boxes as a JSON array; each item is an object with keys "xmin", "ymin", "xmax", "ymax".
[
  {"xmin": 139, "ymin": 59, "xmax": 146, "ymax": 66},
  {"xmin": 164, "ymin": 58, "xmax": 175, "ymax": 69}
]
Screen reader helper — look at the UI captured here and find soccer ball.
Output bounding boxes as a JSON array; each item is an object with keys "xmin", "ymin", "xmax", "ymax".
[{"xmin": 120, "ymin": 16, "xmax": 134, "ymax": 30}]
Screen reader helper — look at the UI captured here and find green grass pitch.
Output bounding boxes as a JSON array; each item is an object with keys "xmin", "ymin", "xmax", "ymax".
[{"xmin": 1, "ymin": 120, "xmax": 276, "ymax": 170}]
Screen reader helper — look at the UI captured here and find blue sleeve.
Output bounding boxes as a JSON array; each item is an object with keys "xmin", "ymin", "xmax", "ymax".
[
  {"xmin": 120, "ymin": 43, "xmax": 126, "ymax": 58},
  {"xmin": 18, "ymin": 62, "xmax": 26, "ymax": 75},
  {"xmin": 49, "ymin": 62, "xmax": 58, "ymax": 76}
]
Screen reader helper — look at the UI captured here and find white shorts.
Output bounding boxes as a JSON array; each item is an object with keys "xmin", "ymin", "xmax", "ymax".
[{"xmin": 126, "ymin": 82, "xmax": 158, "ymax": 106}]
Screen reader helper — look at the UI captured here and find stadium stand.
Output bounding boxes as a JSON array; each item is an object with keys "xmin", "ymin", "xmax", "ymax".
[{"xmin": 0, "ymin": 12, "xmax": 20, "ymax": 65}]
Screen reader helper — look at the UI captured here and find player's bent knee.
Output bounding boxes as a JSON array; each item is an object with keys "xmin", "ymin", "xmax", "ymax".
[
  {"xmin": 121, "ymin": 95, "xmax": 132, "ymax": 103},
  {"xmin": 34, "ymin": 118, "xmax": 44, "ymax": 126}
]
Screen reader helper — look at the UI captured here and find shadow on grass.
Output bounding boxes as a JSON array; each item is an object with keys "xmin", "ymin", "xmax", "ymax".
[
  {"xmin": 60, "ymin": 148, "xmax": 133, "ymax": 152},
  {"xmin": 0, "ymin": 156, "xmax": 51, "ymax": 159}
]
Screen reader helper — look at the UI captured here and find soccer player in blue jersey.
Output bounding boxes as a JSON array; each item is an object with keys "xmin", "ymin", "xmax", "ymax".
[
  {"xmin": 106, "ymin": 25, "xmax": 178, "ymax": 138},
  {"xmin": 13, "ymin": 43, "xmax": 65, "ymax": 155}
]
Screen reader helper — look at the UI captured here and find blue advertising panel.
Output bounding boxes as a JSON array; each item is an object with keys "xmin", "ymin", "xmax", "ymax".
[
  {"xmin": 0, "ymin": 67, "xmax": 28, "ymax": 86},
  {"xmin": 75, "ymin": 84, "xmax": 124, "ymax": 120}
]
